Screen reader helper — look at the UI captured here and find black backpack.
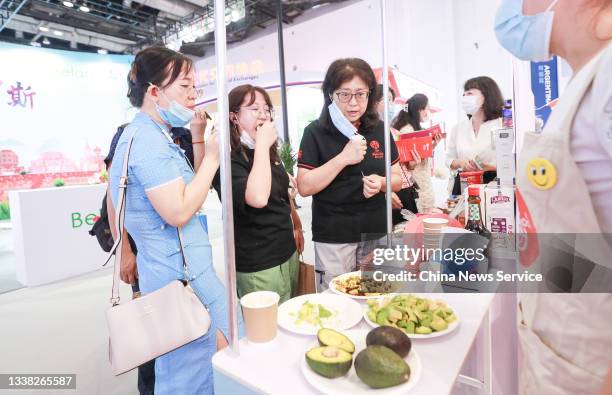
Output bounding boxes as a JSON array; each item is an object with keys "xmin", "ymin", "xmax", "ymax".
[
  {"xmin": 89, "ymin": 193, "xmax": 114, "ymax": 252},
  {"xmin": 89, "ymin": 192, "xmax": 138, "ymax": 254}
]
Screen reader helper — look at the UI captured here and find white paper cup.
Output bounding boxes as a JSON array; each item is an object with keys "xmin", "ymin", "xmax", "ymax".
[
  {"xmin": 240, "ymin": 291, "xmax": 280, "ymax": 343},
  {"xmin": 423, "ymin": 218, "xmax": 449, "ymax": 227}
]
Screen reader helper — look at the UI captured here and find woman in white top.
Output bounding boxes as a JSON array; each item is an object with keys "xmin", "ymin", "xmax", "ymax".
[
  {"xmin": 446, "ymin": 76, "xmax": 504, "ymax": 195},
  {"xmin": 392, "ymin": 93, "xmax": 440, "ymax": 213}
]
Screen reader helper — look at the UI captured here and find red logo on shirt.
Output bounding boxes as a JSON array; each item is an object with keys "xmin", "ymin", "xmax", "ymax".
[
  {"xmin": 370, "ymin": 140, "xmax": 384, "ymax": 159},
  {"xmin": 298, "ymin": 149, "xmax": 303, "ymax": 160}
]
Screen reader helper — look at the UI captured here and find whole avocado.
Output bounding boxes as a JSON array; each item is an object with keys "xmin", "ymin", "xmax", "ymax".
[
  {"xmin": 354, "ymin": 345, "xmax": 410, "ymax": 389},
  {"xmin": 366, "ymin": 326, "xmax": 412, "ymax": 358}
]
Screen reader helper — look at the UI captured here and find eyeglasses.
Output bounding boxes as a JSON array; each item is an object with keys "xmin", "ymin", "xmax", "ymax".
[
  {"xmin": 241, "ymin": 106, "xmax": 274, "ymax": 119},
  {"xmin": 334, "ymin": 90, "xmax": 370, "ymax": 104}
]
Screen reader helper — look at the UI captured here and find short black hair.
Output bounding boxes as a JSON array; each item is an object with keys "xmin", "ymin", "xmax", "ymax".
[
  {"xmin": 463, "ymin": 76, "xmax": 504, "ymax": 122},
  {"xmin": 127, "ymin": 46, "xmax": 193, "ymax": 108},
  {"xmin": 318, "ymin": 58, "xmax": 379, "ymax": 132}
]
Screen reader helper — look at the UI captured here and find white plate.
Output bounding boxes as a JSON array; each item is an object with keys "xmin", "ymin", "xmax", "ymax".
[
  {"xmin": 301, "ymin": 329, "xmax": 422, "ymax": 395},
  {"xmin": 277, "ymin": 294, "xmax": 363, "ymax": 335},
  {"xmin": 363, "ymin": 295, "xmax": 460, "ymax": 339},
  {"xmin": 329, "ymin": 271, "xmax": 396, "ymax": 300}
]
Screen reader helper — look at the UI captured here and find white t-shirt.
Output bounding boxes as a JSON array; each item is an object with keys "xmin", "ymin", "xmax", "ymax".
[
  {"xmin": 445, "ymin": 117, "xmax": 501, "ymax": 168},
  {"xmin": 570, "ymin": 43, "xmax": 612, "ymax": 233}
]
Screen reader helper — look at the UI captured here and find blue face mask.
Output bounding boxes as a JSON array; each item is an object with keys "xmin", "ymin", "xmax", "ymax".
[
  {"xmin": 494, "ymin": 0, "xmax": 559, "ymax": 62},
  {"xmin": 328, "ymin": 99, "xmax": 358, "ymax": 139},
  {"xmin": 150, "ymin": 84, "xmax": 195, "ymax": 127}
]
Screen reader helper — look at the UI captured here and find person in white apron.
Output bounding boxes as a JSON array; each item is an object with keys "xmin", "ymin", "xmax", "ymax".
[{"xmin": 495, "ymin": 0, "xmax": 612, "ymax": 393}]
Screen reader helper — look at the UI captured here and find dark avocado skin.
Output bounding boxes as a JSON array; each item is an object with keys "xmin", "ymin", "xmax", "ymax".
[
  {"xmin": 366, "ymin": 326, "xmax": 412, "ymax": 358},
  {"xmin": 355, "ymin": 345, "xmax": 410, "ymax": 389}
]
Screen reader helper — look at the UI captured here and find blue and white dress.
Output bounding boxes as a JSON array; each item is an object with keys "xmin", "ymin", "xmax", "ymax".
[{"xmin": 109, "ymin": 111, "xmax": 243, "ymax": 394}]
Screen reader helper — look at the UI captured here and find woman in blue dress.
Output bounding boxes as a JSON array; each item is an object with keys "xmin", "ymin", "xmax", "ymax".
[{"xmin": 108, "ymin": 46, "xmax": 243, "ymax": 394}]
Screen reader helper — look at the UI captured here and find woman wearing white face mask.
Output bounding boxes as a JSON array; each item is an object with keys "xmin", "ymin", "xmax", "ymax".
[
  {"xmin": 446, "ymin": 76, "xmax": 505, "ymax": 195},
  {"xmin": 212, "ymin": 84, "xmax": 300, "ymax": 303},
  {"xmin": 495, "ymin": 0, "xmax": 612, "ymax": 393},
  {"xmin": 108, "ymin": 46, "xmax": 243, "ymax": 394}
]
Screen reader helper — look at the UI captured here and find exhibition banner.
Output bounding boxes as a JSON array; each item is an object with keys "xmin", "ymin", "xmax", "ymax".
[
  {"xmin": 0, "ymin": 43, "xmax": 134, "ymax": 203},
  {"xmin": 530, "ymin": 56, "xmax": 559, "ymax": 127}
]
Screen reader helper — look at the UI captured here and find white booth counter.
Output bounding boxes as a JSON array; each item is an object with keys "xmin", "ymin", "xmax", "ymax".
[
  {"xmin": 9, "ymin": 184, "xmax": 108, "ymax": 286},
  {"xmin": 213, "ymin": 293, "xmax": 497, "ymax": 395}
]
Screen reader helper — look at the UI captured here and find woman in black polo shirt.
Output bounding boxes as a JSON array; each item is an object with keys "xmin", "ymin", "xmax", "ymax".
[
  {"xmin": 213, "ymin": 84, "xmax": 301, "ymax": 303},
  {"xmin": 297, "ymin": 58, "xmax": 402, "ymax": 291}
]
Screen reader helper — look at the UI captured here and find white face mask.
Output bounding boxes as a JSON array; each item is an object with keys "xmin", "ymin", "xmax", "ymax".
[
  {"xmin": 240, "ymin": 130, "xmax": 256, "ymax": 149},
  {"xmin": 461, "ymin": 95, "xmax": 483, "ymax": 115}
]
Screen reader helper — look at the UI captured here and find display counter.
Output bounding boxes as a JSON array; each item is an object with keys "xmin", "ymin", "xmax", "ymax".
[
  {"xmin": 213, "ymin": 292, "xmax": 495, "ymax": 394},
  {"xmin": 9, "ymin": 184, "xmax": 108, "ymax": 286}
]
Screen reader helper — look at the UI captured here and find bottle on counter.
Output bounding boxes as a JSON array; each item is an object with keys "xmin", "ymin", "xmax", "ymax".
[{"xmin": 465, "ymin": 186, "xmax": 491, "ymax": 238}]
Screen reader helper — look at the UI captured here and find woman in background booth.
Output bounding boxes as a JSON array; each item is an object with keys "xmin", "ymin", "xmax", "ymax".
[
  {"xmin": 372, "ymin": 84, "xmax": 419, "ymax": 224},
  {"xmin": 212, "ymin": 84, "xmax": 301, "ymax": 304},
  {"xmin": 107, "ymin": 46, "xmax": 241, "ymax": 394},
  {"xmin": 495, "ymin": 0, "xmax": 612, "ymax": 393},
  {"xmin": 446, "ymin": 76, "xmax": 504, "ymax": 195},
  {"xmin": 392, "ymin": 93, "xmax": 441, "ymax": 213},
  {"xmin": 297, "ymin": 58, "xmax": 402, "ymax": 290}
]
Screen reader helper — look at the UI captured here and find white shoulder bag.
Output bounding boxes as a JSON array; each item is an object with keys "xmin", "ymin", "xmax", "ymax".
[{"xmin": 105, "ymin": 133, "xmax": 211, "ymax": 376}]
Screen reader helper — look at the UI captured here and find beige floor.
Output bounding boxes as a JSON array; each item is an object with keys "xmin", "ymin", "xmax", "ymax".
[{"xmin": 0, "ymin": 193, "xmax": 315, "ymax": 395}]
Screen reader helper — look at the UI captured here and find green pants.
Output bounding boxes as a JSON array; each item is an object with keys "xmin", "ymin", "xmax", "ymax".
[{"xmin": 236, "ymin": 251, "xmax": 299, "ymax": 304}]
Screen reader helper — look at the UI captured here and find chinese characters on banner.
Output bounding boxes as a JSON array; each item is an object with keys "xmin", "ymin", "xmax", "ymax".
[
  {"xmin": 2, "ymin": 80, "xmax": 37, "ymax": 109},
  {"xmin": 530, "ymin": 57, "xmax": 559, "ymax": 127}
]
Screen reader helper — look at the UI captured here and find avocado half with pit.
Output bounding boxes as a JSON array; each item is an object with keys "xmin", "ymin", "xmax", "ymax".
[
  {"xmin": 305, "ymin": 346, "xmax": 353, "ymax": 378},
  {"xmin": 317, "ymin": 328, "xmax": 355, "ymax": 354}
]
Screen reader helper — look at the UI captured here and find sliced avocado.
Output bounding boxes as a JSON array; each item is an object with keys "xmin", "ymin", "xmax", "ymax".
[
  {"xmin": 445, "ymin": 313, "xmax": 457, "ymax": 324},
  {"xmin": 355, "ymin": 345, "xmax": 410, "ymax": 389},
  {"xmin": 407, "ymin": 309, "xmax": 418, "ymax": 323},
  {"xmin": 434, "ymin": 308, "xmax": 446, "ymax": 318},
  {"xmin": 376, "ymin": 308, "xmax": 390, "ymax": 326},
  {"xmin": 396, "ymin": 319, "xmax": 408, "ymax": 329},
  {"xmin": 388, "ymin": 307, "xmax": 403, "ymax": 323},
  {"xmin": 416, "ymin": 299, "xmax": 429, "ymax": 312},
  {"xmin": 431, "ymin": 317, "xmax": 448, "ymax": 332},
  {"xmin": 318, "ymin": 304, "xmax": 332, "ymax": 319},
  {"xmin": 420, "ymin": 311, "xmax": 434, "ymax": 328},
  {"xmin": 367, "ymin": 310, "xmax": 377, "ymax": 323},
  {"xmin": 366, "ymin": 326, "xmax": 412, "ymax": 358},
  {"xmin": 317, "ymin": 328, "xmax": 355, "ymax": 354},
  {"xmin": 416, "ymin": 326, "xmax": 432, "ymax": 335},
  {"xmin": 404, "ymin": 321, "xmax": 416, "ymax": 334},
  {"xmin": 305, "ymin": 346, "xmax": 352, "ymax": 379}
]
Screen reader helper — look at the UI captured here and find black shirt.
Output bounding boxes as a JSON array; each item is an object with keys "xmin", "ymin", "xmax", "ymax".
[
  {"xmin": 213, "ymin": 148, "xmax": 296, "ymax": 273},
  {"xmin": 297, "ymin": 119, "xmax": 399, "ymax": 243}
]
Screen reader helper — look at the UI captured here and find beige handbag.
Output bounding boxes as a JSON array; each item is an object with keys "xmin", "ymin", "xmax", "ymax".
[{"xmin": 105, "ymin": 133, "xmax": 211, "ymax": 376}]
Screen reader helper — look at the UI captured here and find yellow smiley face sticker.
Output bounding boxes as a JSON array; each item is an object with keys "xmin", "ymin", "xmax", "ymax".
[{"xmin": 526, "ymin": 158, "xmax": 557, "ymax": 190}]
